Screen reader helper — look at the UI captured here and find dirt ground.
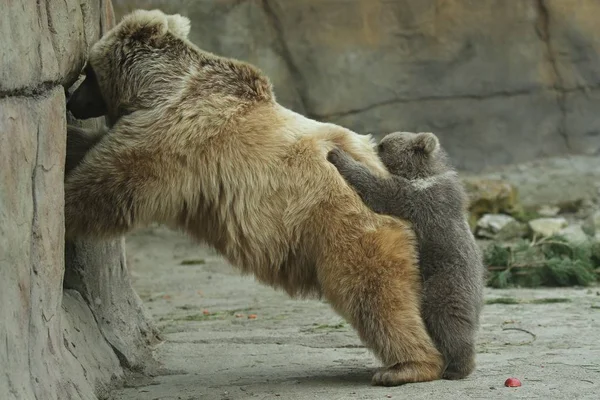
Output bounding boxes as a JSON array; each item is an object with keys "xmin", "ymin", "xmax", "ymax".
[{"xmin": 110, "ymin": 226, "xmax": 600, "ymax": 400}]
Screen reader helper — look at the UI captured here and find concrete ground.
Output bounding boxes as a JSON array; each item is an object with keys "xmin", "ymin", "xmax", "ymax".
[{"xmin": 110, "ymin": 227, "xmax": 600, "ymax": 400}]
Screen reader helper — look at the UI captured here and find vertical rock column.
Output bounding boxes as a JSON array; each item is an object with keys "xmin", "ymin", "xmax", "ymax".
[{"xmin": 0, "ymin": 1, "xmax": 158, "ymax": 399}]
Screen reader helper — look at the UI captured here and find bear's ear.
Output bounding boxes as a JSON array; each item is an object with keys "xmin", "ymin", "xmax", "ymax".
[
  {"xmin": 118, "ymin": 9, "xmax": 169, "ymax": 41},
  {"xmin": 166, "ymin": 14, "xmax": 191, "ymax": 39},
  {"xmin": 412, "ymin": 132, "xmax": 439, "ymax": 154}
]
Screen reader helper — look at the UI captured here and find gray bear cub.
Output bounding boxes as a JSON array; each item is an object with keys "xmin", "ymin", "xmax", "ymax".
[{"xmin": 327, "ymin": 131, "xmax": 485, "ymax": 380}]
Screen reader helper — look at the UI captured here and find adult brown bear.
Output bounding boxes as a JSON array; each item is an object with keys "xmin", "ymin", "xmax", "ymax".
[{"xmin": 65, "ymin": 10, "xmax": 443, "ymax": 386}]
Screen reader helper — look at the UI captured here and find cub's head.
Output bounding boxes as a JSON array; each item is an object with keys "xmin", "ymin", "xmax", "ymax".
[
  {"xmin": 377, "ymin": 131, "xmax": 450, "ymax": 179},
  {"xmin": 67, "ymin": 9, "xmax": 192, "ymax": 123}
]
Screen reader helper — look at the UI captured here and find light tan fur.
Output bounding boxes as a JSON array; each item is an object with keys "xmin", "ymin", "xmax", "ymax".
[{"xmin": 65, "ymin": 9, "xmax": 443, "ymax": 385}]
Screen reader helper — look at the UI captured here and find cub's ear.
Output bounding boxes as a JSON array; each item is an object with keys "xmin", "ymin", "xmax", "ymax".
[
  {"xmin": 413, "ymin": 132, "xmax": 439, "ymax": 154},
  {"xmin": 166, "ymin": 14, "xmax": 191, "ymax": 39},
  {"xmin": 118, "ymin": 9, "xmax": 169, "ymax": 41}
]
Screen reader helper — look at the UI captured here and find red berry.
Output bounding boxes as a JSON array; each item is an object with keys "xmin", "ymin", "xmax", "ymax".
[{"xmin": 504, "ymin": 377, "xmax": 521, "ymax": 387}]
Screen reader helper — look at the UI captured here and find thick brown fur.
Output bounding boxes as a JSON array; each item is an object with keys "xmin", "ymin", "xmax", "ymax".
[
  {"xmin": 65, "ymin": 10, "xmax": 443, "ymax": 385},
  {"xmin": 65, "ymin": 125, "xmax": 108, "ymax": 175},
  {"xmin": 328, "ymin": 132, "xmax": 485, "ymax": 380}
]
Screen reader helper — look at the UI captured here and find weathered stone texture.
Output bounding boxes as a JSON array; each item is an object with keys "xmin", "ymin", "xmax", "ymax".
[
  {"xmin": 113, "ymin": 0, "xmax": 600, "ymax": 170},
  {"xmin": 1, "ymin": 1, "xmax": 156, "ymax": 399}
]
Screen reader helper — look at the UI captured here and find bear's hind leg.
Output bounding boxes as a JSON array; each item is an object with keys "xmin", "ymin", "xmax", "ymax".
[
  {"xmin": 322, "ymin": 227, "xmax": 444, "ymax": 386},
  {"xmin": 362, "ymin": 274, "xmax": 444, "ymax": 386}
]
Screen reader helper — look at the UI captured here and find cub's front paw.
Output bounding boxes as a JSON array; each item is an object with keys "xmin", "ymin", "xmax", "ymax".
[{"xmin": 326, "ymin": 147, "xmax": 344, "ymax": 165}]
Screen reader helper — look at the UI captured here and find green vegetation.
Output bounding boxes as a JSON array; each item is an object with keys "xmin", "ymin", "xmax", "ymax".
[
  {"xmin": 172, "ymin": 307, "xmax": 254, "ymax": 322},
  {"xmin": 302, "ymin": 322, "xmax": 348, "ymax": 333},
  {"xmin": 180, "ymin": 258, "xmax": 206, "ymax": 265},
  {"xmin": 485, "ymin": 297, "xmax": 572, "ymax": 305},
  {"xmin": 510, "ymin": 207, "xmax": 541, "ymax": 223},
  {"xmin": 484, "ymin": 235, "xmax": 600, "ymax": 288}
]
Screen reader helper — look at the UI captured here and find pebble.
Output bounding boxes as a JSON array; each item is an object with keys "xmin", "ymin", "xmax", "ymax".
[
  {"xmin": 529, "ymin": 217, "xmax": 568, "ymax": 237},
  {"xmin": 557, "ymin": 224, "xmax": 589, "ymax": 245},
  {"xmin": 476, "ymin": 214, "xmax": 526, "ymax": 240},
  {"xmin": 537, "ymin": 205, "xmax": 560, "ymax": 217}
]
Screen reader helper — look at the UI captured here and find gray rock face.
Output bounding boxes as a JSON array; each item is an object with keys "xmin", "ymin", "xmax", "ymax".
[
  {"xmin": 0, "ymin": 1, "xmax": 157, "ymax": 399},
  {"xmin": 112, "ymin": 0, "xmax": 600, "ymax": 170}
]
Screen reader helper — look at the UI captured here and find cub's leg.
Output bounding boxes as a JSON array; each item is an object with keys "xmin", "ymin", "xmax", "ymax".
[
  {"xmin": 65, "ymin": 125, "xmax": 108, "ymax": 175},
  {"xmin": 326, "ymin": 148, "xmax": 395, "ymax": 214},
  {"xmin": 321, "ymin": 225, "xmax": 444, "ymax": 386},
  {"xmin": 422, "ymin": 275, "xmax": 478, "ymax": 380}
]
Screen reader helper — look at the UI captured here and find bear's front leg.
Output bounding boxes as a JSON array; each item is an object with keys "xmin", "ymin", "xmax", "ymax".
[
  {"xmin": 64, "ymin": 126, "xmax": 164, "ymax": 240},
  {"xmin": 65, "ymin": 125, "xmax": 109, "ymax": 176}
]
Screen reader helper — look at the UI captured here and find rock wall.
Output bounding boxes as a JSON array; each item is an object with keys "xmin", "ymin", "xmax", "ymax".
[
  {"xmin": 113, "ymin": 0, "xmax": 600, "ymax": 170},
  {"xmin": 0, "ymin": 1, "xmax": 158, "ymax": 399}
]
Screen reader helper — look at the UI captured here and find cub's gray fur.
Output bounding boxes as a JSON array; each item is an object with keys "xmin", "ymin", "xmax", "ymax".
[{"xmin": 327, "ymin": 131, "xmax": 485, "ymax": 380}]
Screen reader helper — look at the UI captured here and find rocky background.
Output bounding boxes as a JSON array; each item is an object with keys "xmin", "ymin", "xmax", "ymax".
[
  {"xmin": 112, "ymin": 0, "xmax": 600, "ymax": 171},
  {"xmin": 1, "ymin": 1, "xmax": 158, "ymax": 400},
  {"xmin": 111, "ymin": 0, "xmax": 600, "ymax": 286},
  {"xmin": 2, "ymin": 1, "xmax": 599, "ymax": 399}
]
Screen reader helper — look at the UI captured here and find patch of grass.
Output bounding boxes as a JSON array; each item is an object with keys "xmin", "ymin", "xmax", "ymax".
[
  {"xmin": 485, "ymin": 297, "xmax": 520, "ymax": 305},
  {"xmin": 510, "ymin": 207, "xmax": 542, "ymax": 223},
  {"xmin": 174, "ymin": 307, "xmax": 254, "ymax": 322},
  {"xmin": 486, "ymin": 297, "xmax": 572, "ymax": 305},
  {"xmin": 529, "ymin": 297, "xmax": 572, "ymax": 304},
  {"xmin": 485, "ymin": 235, "xmax": 599, "ymax": 288},
  {"xmin": 177, "ymin": 314, "xmax": 216, "ymax": 322},
  {"xmin": 313, "ymin": 322, "xmax": 346, "ymax": 330},
  {"xmin": 175, "ymin": 305, "xmax": 197, "ymax": 310},
  {"xmin": 303, "ymin": 322, "xmax": 348, "ymax": 333},
  {"xmin": 180, "ymin": 258, "xmax": 206, "ymax": 265}
]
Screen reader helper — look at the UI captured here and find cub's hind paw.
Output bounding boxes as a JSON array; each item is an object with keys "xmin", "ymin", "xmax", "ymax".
[{"xmin": 442, "ymin": 361, "xmax": 475, "ymax": 380}]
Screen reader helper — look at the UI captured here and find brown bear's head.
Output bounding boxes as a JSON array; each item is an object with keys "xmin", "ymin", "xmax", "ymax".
[
  {"xmin": 67, "ymin": 9, "xmax": 192, "ymax": 123},
  {"xmin": 67, "ymin": 9, "xmax": 272, "ymax": 127}
]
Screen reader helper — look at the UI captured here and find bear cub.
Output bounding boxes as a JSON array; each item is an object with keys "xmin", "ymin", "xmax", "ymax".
[{"xmin": 328, "ymin": 131, "xmax": 485, "ymax": 380}]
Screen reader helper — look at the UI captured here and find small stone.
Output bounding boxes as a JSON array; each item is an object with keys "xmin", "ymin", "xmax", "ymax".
[
  {"xmin": 584, "ymin": 210, "xmax": 600, "ymax": 236},
  {"xmin": 537, "ymin": 205, "xmax": 560, "ymax": 217},
  {"xmin": 557, "ymin": 199, "xmax": 584, "ymax": 214},
  {"xmin": 529, "ymin": 217, "xmax": 568, "ymax": 237},
  {"xmin": 557, "ymin": 225, "xmax": 589, "ymax": 245},
  {"xmin": 462, "ymin": 178, "xmax": 519, "ymax": 229},
  {"xmin": 476, "ymin": 214, "xmax": 526, "ymax": 240},
  {"xmin": 476, "ymin": 214, "xmax": 514, "ymax": 235}
]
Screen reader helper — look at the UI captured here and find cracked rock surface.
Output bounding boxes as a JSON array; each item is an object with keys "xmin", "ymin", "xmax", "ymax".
[
  {"xmin": 113, "ymin": 0, "xmax": 600, "ymax": 170},
  {"xmin": 1, "ymin": 1, "xmax": 158, "ymax": 399}
]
